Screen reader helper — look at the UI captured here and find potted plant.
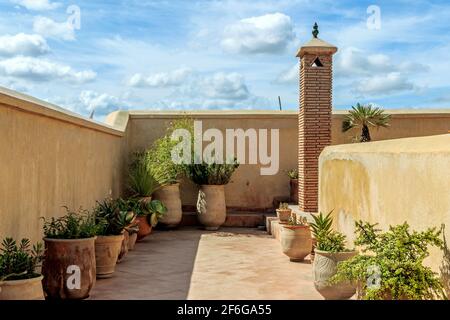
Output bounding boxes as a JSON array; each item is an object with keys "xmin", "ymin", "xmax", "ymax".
[
  {"xmin": 185, "ymin": 160, "xmax": 239, "ymax": 231},
  {"xmin": 280, "ymin": 215, "xmax": 312, "ymax": 262},
  {"xmin": 41, "ymin": 207, "xmax": 101, "ymax": 300},
  {"xmin": 287, "ymin": 169, "xmax": 298, "ymax": 204},
  {"xmin": 310, "ymin": 211, "xmax": 357, "ymax": 300},
  {"xmin": 276, "ymin": 203, "xmax": 292, "ymax": 224},
  {"xmin": 130, "ymin": 198, "xmax": 167, "ymax": 241},
  {"xmin": 126, "ymin": 223, "xmax": 139, "ymax": 251},
  {"xmin": 149, "ymin": 120, "xmax": 187, "ymax": 228},
  {"xmin": 331, "ymin": 221, "xmax": 447, "ymax": 300},
  {"xmin": 0, "ymin": 238, "xmax": 45, "ymax": 300},
  {"xmin": 94, "ymin": 198, "xmax": 136, "ymax": 278},
  {"xmin": 128, "ymin": 151, "xmax": 162, "ymax": 239}
]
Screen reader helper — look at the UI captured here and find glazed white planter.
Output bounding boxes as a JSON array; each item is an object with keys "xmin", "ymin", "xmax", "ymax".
[
  {"xmin": 197, "ymin": 185, "xmax": 226, "ymax": 231},
  {"xmin": 0, "ymin": 275, "xmax": 45, "ymax": 300},
  {"xmin": 313, "ymin": 249, "xmax": 358, "ymax": 300},
  {"xmin": 154, "ymin": 183, "xmax": 183, "ymax": 228},
  {"xmin": 95, "ymin": 234, "xmax": 124, "ymax": 278},
  {"xmin": 280, "ymin": 226, "xmax": 312, "ymax": 262}
]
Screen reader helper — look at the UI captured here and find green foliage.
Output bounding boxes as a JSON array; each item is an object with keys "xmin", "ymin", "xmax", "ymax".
[
  {"xmin": 331, "ymin": 221, "xmax": 446, "ymax": 300},
  {"xmin": 128, "ymin": 151, "xmax": 160, "ymax": 197},
  {"xmin": 185, "ymin": 159, "xmax": 239, "ymax": 185},
  {"xmin": 342, "ymin": 103, "xmax": 391, "ymax": 142},
  {"xmin": 94, "ymin": 198, "xmax": 137, "ymax": 236},
  {"xmin": 42, "ymin": 207, "xmax": 101, "ymax": 239},
  {"xmin": 142, "ymin": 199, "xmax": 167, "ymax": 227},
  {"xmin": 287, "ymin": 169, "xmax": 298, "ymax": 179},
  {"xmin": 288, "ymin": 215, "xmax": 308, "ymax": 227},
  {"xmin": 279, "ymin": 202, "xmax": 290, "ymax": 210},
  {"xmin": 147, "ymin": 118, "xmax": 193, "ymax": 186},
  {"xmin": 310, "ymin": 211, "xmax": 348, "ymax": 253},
  {"xmin": 0, "ymin": 238, "xmax": 44, "ymax": 281}
]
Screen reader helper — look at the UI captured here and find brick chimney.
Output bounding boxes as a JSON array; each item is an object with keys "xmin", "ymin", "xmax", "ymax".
[{"xmin": 296, "ymin": 23, "xmax": 337, "ymax": 213}]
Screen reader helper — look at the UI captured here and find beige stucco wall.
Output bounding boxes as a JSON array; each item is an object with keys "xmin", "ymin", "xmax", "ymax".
[
  {"xmin": 122, "ymin": 109, "xmax": 450, "ymax": 210},
  {"xmin": 319, "ymin": 134, "xmax": 450, "ymax": 271},
  {"xmin": 0, "ymin": 88, "xmax": 128, "ymax": 244}
]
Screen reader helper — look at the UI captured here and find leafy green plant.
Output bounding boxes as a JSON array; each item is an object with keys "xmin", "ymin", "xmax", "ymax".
[
  {"xmin": 128, "ymin": 151, "xmax": 160, "ymax": 197},
  {"xmin": 94, "ymin": 198, "xmax": 137, "ymax": 236},
  {"xmin": 147, "ymin": 118, "xmax": 194, "ymax": 186},
  {"xmin": 342, "ymin": 103, "xmax": 391, "ymax": 142},
  {"xmin": 310, "ymin": 211, "xmax": 349, "ymax": 253},
  {"xmin": 288, "ymin": 215, "xmax": 308, "ymax": 227},
  {"xmin": 42, "ymin": 207, "xmax": 101, "ymax": 239},
  {"xmin": 287, "ymin": 169, "xmax": 298, "ymax": 179},
  {"xmin": 278, "ymin": 202, "xmax": 290, "ymax": 210},
  {"xmin": 185, "ymin": 159, "xmax": 239, "ymax": 185},
  {"xmin": 331, "ymin": 221, "xmax": 447, "ymax": 300},
  {"xmin": 0, "ymin": 238, "xmax": 44, "ymax": 281},
  {"xmin": 143, "ymin": 199, "xmax": 167, "ymax": 227}
]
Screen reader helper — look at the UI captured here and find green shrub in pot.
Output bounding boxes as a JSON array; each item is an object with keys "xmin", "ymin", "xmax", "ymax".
[
  {"xmin": 41, "ymin": 207, "xmax": 101, "ymax": 299},
  {"xmin": 94, "ymin": 198, "xmax": 137, "ymax": 278},
  {"xmin": 0, "ymin": 238, "xmax": 45, "ymax": 300},
  {"xmin": 310, "ymin": 211, "xmax": 357, "ymax": 300},
  {"xmin": 331, "ymin": 221, "xmax": 447, "ymax": 300},
  {"xmin": 185, "ymin": 159, "xmax": 239, "ymax": 230}
]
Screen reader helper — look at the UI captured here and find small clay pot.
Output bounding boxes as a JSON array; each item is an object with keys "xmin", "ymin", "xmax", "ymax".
[
  {"xmin": 136, "ymin": 216, "xmax": 152, "ymax": 240},
  {"xmin": 276, "ymin": 209, "xmax": 292, "ymax": 223},
  {"xmin": 118, "ymin": 231, "xmax": 129, "ymax": 263},
  {"xmin": 0, "ymin": 275, "xmax": 45, "ymax": 300},
  {"xmin": 95, "ymin": 234, "xmax": 124, "ymax": 278},
  {"xmin": 280, "ymin": 225, "xmax": 312, "ymax": 262},
  {"xmin": 128, "ymin": 232, "xmax": 138, "ymax": 250}
]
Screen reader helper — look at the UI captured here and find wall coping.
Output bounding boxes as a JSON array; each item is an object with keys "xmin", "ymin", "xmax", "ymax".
[
  {"xmin": 0, "ymin": 86, "xmax": 125, "ymax": 137},
  {"xmin": 321, "ymin": 134, "xmax": 450, "ymax": 157}
]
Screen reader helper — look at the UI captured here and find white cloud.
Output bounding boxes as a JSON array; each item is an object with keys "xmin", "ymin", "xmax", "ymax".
[
  {"xmin": 221, "ymin": 13, "xmax": 295, "ymax": 54},
  {"xmin": 78, "ymin": 90, "xmax": 120, "ymax": 113},
  {"xmin": 0, "ymin": 56, "xmax": 96, "ymax": 83},
  {"xmin": 128, "ymin": 68, "xmax": 192, "ymax": 88},
  {"xmin": 0, "ymin": 33, "xmax": 50, "ymax": 57},
  {"xmin": 33, "ymin": 16, "xmax": 75, "ymax": 41},
  {"xmin": 356, "ymin": 72, "xmax": 415, "ymax": 95},
  {"xmin": 196, "ymin": 72, "xmax": 250, "ymax": 100},
  {"xmin": 11, "ymin": 0, "xmax": 61, "ymax": 11},
  {"xmin": 274, "ymin": 63, "xmax": 298, "ymax": 84}
]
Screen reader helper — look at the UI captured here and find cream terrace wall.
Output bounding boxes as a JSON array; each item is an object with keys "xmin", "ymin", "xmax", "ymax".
[
  {"xmin": 0, "ymin": 88, "xmax": 128, "ymax": 244},
  {"xmin": 318, "ymin": 134, "xmax": 450, "ymax": 271},
  {"xmin": 124, "ymin": 109, "xmax": 450, "ymax": 210}
]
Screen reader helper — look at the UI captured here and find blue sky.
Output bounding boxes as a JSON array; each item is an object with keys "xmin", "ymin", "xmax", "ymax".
[{"xmin": 0, "ymin": 0, "xmax": 450, "ymax": 120}]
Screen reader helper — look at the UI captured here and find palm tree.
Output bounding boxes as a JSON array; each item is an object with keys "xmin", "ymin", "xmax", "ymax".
[{"xmin": 342, "ymin": 103, "xmax": 391, "ymax": 142}]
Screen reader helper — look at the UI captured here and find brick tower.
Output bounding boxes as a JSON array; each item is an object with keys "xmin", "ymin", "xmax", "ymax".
[{"xmin": 296, "ymin": 23, "xmax": 337, "ymax": 213}]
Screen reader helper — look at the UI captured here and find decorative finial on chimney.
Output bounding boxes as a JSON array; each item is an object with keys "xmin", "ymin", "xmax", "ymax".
[{"xmin": 312, "ymin": 22, "xmax": 319, "ymax": 38}]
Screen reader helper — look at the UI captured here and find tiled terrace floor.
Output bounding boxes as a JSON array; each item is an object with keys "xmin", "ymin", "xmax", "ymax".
[{"xmin": 90, "ymin": 227, "xmax": 322, "ymax": 300}]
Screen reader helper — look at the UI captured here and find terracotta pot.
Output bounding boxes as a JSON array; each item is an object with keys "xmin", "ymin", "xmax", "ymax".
[
  {"xmin": 197, "ymin": 185, "xmax": 226, "ymax": 231},
  {"xmin": 313, "ymin": 249, "xmax": 358, "ymax": 300},
  {"xmin": 280, "ymin": 225, "xmax": 312, "ymax": 262},
  {"xmin": 154, "ymin": 183, "xmax": 182, "ymax": 228},
  {"xmin": 128, "ymin": 232, "xmax": 138, "ymax": 250},
  {"xmin": 42, "ymin": 237, "xmax": 96, "ymax": 300},
  {"xmin": 276, "ymin": 209, "xmax": 292, "ymax": 223},
  {"xmin": 290, "ymin": 179, "xmax": 298, "ymax": 204},
  {"xmin": 136, "ymin": 216, "xmax": 152, "ymax": 240},
  {"xmin": 0, "ymin": 275, "xmax": 45, "ymax": 300},
  {"xmin": 118, "ymin": 231, "xmax": 129, "ymax": 263},
  {"xmin": 95, "ymin": 235, "xmax": 124, "ymax": 278}
]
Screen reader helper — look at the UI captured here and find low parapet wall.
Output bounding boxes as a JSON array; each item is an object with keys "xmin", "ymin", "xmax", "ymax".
[{"xmin": 319, "ymin": 134, "xmax": 450, "ymax": 271}]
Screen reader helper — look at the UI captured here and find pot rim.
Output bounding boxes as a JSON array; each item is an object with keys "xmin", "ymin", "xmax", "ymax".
[
  {"xmin": 314, "ymin": 249, "xmax": 358, "ymax": 255},
  {"xmin": 276, "ymin": 208, "xmax": 292, "ymax": 212},
  {"xmin": 0, "ymin": 275, "xmax": 43, "ymax": 286},
  {"xmin": 43, "ymin": 236, "xmax": 97, "ymax": 242},
  {"xmin": 282, "ymin": 225, "xmax": 310, "ymax": 230},
  {"xmin": 95, "ymin": 234, "xmax": 125, "ymax": 241}
]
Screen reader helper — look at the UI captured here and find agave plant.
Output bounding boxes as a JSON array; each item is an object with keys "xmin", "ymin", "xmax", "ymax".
[
  {"xmin": 310, "ymin": 211, "xmax": 348, "ymax": 252},
  {"xmin": 142, "ymin": 199, "xmax": 167, "ymax": 227},
  {"xmin": 342, "ymin": 103, "xmax": 391, "ymax": 142},
  {"xmin": 185, "ymin": 159, "xmax": 239, "ymax": 185},
  {"xmin": 128, "ymin": 151, "xmax": 160, "ymax": 197},
  {"xmin": 94, "ymin": 198, "xmax": 137, "ymax": 236}
]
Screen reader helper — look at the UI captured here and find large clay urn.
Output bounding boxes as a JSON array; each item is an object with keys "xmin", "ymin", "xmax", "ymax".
[
  {"xmin": 313, "ymin": 249, "xmax": 358, "ymax": 300},
  {"xmin": 280, "ymin": 225, "xmax": 312, "ymax": 262},
  {"xmin": 197, "ymin": 185, "xmax": 226, "ymax": 231},
  {"xmin": 95, "ymin": 234, "xmax": 124, "ymax": 278},
  {"xmin": 0, "ymin": 276, "xmax": 45, "ymax": 300},
  {"xmin": 42, "ymin": 237, "xmax": 96, "ymax": 300},
  {"xmin": 154, "ymin": 183, "xmax": 182, "ymax": 228}
]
